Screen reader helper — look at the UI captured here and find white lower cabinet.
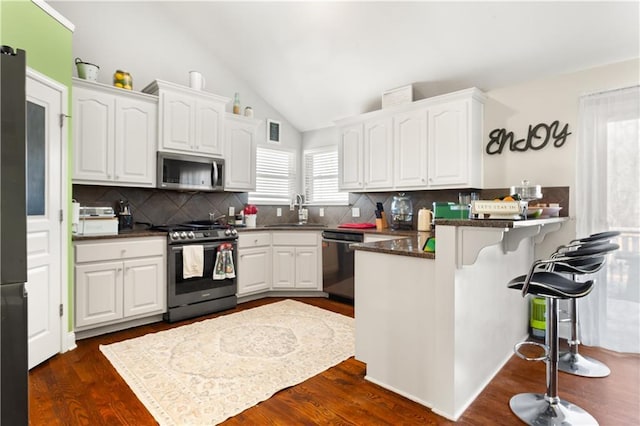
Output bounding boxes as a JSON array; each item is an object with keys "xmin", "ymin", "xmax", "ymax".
[
  {"xmin": 237, "ymin": 233, "xmax": 271, "ymax": 296},
  {"xmin": 74, "ymin": 237, "xmax": 166, "ymax": 331},
  {"xmin": 271, "ymin": 232, "xmax": 321, "ymax": 290}
]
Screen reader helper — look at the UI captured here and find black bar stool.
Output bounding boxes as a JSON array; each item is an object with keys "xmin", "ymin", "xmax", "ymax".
[
  {"xmin": 507, "ymin": 243, "xmax": 619, "ymax": 425},
  {"xmin": 553, "ymin": 231, "xmax": 620, "ymax": 377}
]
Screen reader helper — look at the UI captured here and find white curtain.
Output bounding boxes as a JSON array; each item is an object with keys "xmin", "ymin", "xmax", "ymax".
[{"xmin": 576, "ymin": 85, "xmax": 640, "ymax": 353}]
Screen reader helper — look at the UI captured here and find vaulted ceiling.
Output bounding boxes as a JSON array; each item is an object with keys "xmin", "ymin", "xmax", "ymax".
[{"xmin": 69, "ymin": 1, "xmax": 640, "ymax": 132}]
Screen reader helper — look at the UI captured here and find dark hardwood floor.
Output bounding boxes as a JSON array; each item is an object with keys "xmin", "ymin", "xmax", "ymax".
[{"xmin": 29, "ymin": 297, "xmax": 640, "ymax": 425}]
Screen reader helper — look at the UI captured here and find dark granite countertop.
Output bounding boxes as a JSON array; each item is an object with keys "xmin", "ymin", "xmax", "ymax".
[
  {"xmin": 238, "ymin": 225, "xmax": 417, "ymax": 238},
  {"xmin": 72, "ymin": 218, "xmax": 567, "ymax": 243},
  {"xmin": 435, "ymin": 216, "xmax": 568, "ymax": 228},
  {"xmin": 351, "ymin": 232, "xmax": 435, "ymax": 259},
  {"xmin": 351, "ymin": 217, "xmax": 569, "ymax": 258},
  {"xmin": 72, "ymin": 228, "xmax": 167, "ymax": 241}
]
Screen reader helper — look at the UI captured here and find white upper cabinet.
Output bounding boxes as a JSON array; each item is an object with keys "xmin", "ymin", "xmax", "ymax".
[
  {"xmin": 427, "ymin": 96, "xmax": 483, "ymax": 188},
  {"xmin": 73, "ymin": 78, "xmax": 157, "ymax": 187},
  {"xmin": 394, "ymin": 108, "xmax": 428, "ymax": 189},
  {"xmin": 143, "ymin": 80, "xmax": 229, "ymax": 157},
  {"xmin": 364, "ymin": 116, "xmax": 394, "ymax": 190},
  {"xmin": 224, "ymin": 114, "xmax": 260, "ymax": 192},
  {"xmin": 336, "ymin": 87, "xmax": 485, "ymax": 191},
  {"xmin": 338, "ymin": 123, "xmax": 364, "ymax": 190}
]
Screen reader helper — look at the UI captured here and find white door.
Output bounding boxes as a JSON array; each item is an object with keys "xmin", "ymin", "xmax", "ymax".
[{"xmin": 25, "ymin": 70, "xmax": 64, "ymax": 369}]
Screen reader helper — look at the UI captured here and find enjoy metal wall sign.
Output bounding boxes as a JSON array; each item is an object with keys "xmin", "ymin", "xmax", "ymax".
[{"xmin": 486, "ymin": 120, "xmax": 571, "ymax": 155}]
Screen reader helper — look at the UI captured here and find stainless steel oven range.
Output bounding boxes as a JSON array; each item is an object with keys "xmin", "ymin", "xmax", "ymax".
[{"xmin": 159, "ymin": 223, "xmax": 239, "ymax": 323}]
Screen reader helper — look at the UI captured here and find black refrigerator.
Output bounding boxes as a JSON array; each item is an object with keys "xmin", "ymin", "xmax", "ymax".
[{"xmin": 0, "ymin": 45, "xmax": 29, "ymax": 425}]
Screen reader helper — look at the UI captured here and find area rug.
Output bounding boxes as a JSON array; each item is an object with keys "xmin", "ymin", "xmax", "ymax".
[{"xmin": 99, "ymin": 300, "xmax": 354, "ymax": 425}]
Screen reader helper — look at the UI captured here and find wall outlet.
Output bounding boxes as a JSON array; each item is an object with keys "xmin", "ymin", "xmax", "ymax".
[
  {"xmin": 276, "ymin": 208, "xmax": 282, "ymax": 217},
  {"xmin": 319, "ymin": 208, "xmax": 325, "ymax": 217},
  {"xmin": 228, "ymin": 206, "xmax": 235, "ymax": 217},
  {"xmin": 352, "ymin": 207, "xmax": 360, "ymax": 217}
]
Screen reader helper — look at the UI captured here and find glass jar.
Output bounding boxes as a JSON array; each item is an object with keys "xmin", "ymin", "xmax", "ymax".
[
  {"xmin": 390, "ymin": 193, "xmax": 413, "ymax": 230},
  {"xmin": 113, "ymin": 70, "xmax": 132, "ymax": 90}
]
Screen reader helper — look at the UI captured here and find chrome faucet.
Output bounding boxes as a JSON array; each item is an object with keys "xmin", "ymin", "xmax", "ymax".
[{"xmin": 293, "ymin": 194, "xmax": 307, "ymax": 224}]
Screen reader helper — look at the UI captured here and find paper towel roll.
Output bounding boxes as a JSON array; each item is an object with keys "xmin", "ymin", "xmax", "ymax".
[{"xmin": 71, "ymin": 200, "xmax": 80, "ymax": 234}]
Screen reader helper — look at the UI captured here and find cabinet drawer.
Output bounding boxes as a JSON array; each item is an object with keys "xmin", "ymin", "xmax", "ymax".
[
  {"xmin": 238, "ymin": 232, "xmax": 271, "ymax": 248},
  {"xmin": 272, "ymin": 232, "xmax": 319, "ymax": 246},
  {"xmin": 75, "ymin": 237, "xmax": 165, "ymax": 263}
]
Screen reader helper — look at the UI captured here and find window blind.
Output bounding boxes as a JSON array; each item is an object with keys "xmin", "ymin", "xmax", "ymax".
[
  {"xmin": 249, "ymin": 146, "xmax": 296, "ymax": 205},
  {"xmin": 304, "ymin": 148, "xmax": 349, "ymax": 205}
]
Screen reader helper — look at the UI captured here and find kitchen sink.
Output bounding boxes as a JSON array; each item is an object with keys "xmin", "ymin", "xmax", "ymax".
[{"xmin": 263, "ymin": 223, "xmax": 327, "ymax": 228}]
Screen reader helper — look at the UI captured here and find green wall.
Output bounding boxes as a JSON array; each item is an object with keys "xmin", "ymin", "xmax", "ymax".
[{"xmin": 1, "ymin": 0, "xmax": 74, "ymax": 331}]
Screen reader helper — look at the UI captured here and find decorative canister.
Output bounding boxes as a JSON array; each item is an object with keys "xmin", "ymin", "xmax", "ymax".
[
  {"xmin": 390, "ymin": 193, "xmax": 413, "ymax": 230},
  {"xmin": 75, "ymin": 58, "xmax": 99, "ymax": 81},
  {"xmin": 113, "ymin": 70, "xmax": 132, "ymax": 90},
  {"xmin": 244, "ymin": 106, "xmax": 254, "ymax": 118}
]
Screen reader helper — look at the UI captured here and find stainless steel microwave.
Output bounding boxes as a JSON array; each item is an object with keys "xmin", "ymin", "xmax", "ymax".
[{"xmin": 157, "ymin": 152, "xmax": 224, "ymax": 192}]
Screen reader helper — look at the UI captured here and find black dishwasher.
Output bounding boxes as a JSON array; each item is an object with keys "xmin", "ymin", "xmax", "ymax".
[{"xmin": 321, "ymin": 231, "xmax": 364, "ymax": 302}]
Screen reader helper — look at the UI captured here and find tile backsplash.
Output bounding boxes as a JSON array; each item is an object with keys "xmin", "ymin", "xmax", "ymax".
[{"xmin": 73, "ymin": 185, "xmax": 569, "ymax": 229}]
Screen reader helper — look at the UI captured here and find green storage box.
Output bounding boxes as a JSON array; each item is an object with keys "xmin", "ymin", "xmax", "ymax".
[
  {"xmin": 433, "ymin": 202, "xmax": 469, "ymax": 219},
  {"xmin": 530, "ymin": 297, "xmax": 546, "ymax": 338}
]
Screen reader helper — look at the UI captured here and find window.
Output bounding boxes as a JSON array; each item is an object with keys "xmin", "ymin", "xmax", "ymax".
[
  {"xmin": 248, "ymin": 146, "xmax": 296, "ymax": 205},
  {"xmin": 303, "ymin": 148, "xmax": 349, "ymax": 205}
]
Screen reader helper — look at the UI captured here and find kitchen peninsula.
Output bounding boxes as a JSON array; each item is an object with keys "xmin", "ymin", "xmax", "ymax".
[{"xmin": 352, "ymin": 217, "xmax": 568, "ymax": 421}]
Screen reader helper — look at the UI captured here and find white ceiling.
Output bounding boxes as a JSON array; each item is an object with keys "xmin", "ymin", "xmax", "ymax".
[{"xmin": 148, "ymin": 2, "xmax": 638, "ymax": 132}]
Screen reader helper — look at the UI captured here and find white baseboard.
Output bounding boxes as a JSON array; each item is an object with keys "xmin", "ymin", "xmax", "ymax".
[{"xmin": 64, "ymin": 331, "xmax": 77, "ymax": 352}]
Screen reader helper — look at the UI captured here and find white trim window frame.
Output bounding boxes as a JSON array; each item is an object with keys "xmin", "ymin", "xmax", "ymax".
[
  {"xmin": 303, "ymin": 147, "xmax": 349, "ymax": 206},
  {"xmin": 249, "ymin": 145, "xmax": 296, "ymax": 205}
]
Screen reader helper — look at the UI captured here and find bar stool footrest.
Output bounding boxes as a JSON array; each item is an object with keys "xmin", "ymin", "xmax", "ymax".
[{"xmin": 514, "ymin": 341, "xmax": 548, "ymax": 362}]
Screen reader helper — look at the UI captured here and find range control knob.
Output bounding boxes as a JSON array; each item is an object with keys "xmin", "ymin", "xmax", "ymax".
[
  {"xmin": 231, "ymin": 229, "xmax": 238, "ymax": 236},
  {"xmin": 224, "ymin": 228, "xmax": 232, "ymax": 236},
  {"xmin": 171, "ymin": 232, "xmax": 180, "ymax": 240},
  {"xmin": 187, "ymin": 231, "xmax": 195, "ymax": 239},
  {"xmin": 180, "ymin": 231, "xmax": 187, "ymax": 239}
]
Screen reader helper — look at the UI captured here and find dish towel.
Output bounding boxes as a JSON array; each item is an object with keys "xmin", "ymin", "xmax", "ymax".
[
  {"xmin": 182, "ymin": 245, "xmax": 204, "ymax": 279},
  {"xmin": 213, "ymin": 243, "xmax": 236, "ymax": 280}
]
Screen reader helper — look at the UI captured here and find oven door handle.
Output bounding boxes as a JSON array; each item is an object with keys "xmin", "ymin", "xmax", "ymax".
[{"xmin": 170, "ymin": 242, "xmax": 236, "ymax": 253}]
